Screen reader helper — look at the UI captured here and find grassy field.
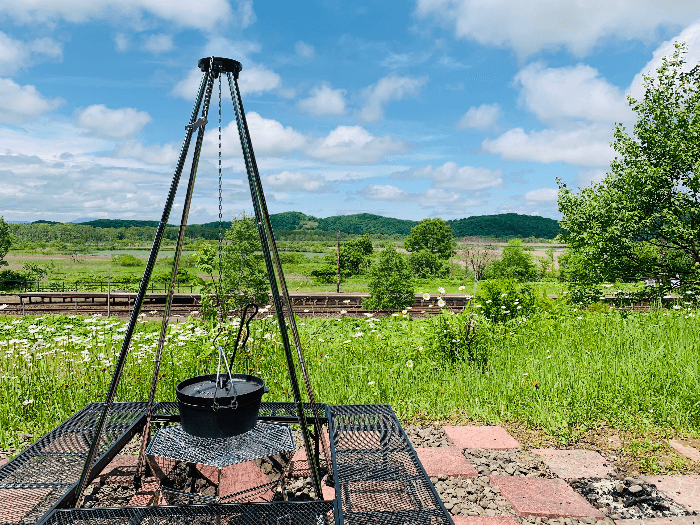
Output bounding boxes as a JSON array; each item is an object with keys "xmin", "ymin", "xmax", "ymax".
[{"xmin": 1, "ymin": 301, "xmax": 698, "ymax": 456}]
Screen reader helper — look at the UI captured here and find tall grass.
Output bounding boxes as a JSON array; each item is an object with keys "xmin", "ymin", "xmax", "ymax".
[{"xmin": 1, "ymin": 305, "xmax": 698, "ymax": 451}]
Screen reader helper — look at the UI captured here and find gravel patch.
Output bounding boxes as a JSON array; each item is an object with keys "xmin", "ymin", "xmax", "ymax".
[
  {"xmin": 520, "ymin": 517, "xmax": 616, "ymax": 525},
  {"xmin": 405, "ymin": 424, "xmax": 452, "ymax": 448},
  {"xmin": 464, "ymin": 449, "xmax": 554, "ymax": 478},
  {"xmin": 430, "ymin": 475, "xmax": 515, "ymax": 517},
  {"xmin": 570, "ymin": 477, "xmax": 695, "ymax": 520}
]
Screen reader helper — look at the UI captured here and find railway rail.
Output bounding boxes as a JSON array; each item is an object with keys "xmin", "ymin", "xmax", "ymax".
[{"xmin": 0, "ymin": 291, "xmax": 476, "ymax": 318}]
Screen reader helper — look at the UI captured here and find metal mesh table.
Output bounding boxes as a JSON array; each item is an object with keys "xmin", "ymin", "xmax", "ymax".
[
  {"xmin": 43, "ymin": 501, "xmax": 336, "ymax": 525},
  {"xmin": 145, "ymin": 423, "xmax": 295, "ymax": 469}
]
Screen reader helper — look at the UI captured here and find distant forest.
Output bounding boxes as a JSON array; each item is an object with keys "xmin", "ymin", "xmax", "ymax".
[
  {"xmin": 269, "ymin": 211, "xmax": 560, "ymax": 239},
  {"xmin": 14, "ymin": 212, "xmax": 560, "ymax": 244}
]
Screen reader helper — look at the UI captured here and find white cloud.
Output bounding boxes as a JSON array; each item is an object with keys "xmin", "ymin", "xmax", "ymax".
[
  {"xmin": 628, "ymin": 23, "xmax": 700, "ymax": 101},
  {"xmin": 110, "ymin": 139, "xmax": 179, "ymax": 165},
  {"xmin": 0, "ymin": 78, "xmax": 64, "ymax": 123},
  {"xmin": 295, "ymin": 41, "xmax": 315, "ymax": 58},
  {"xmin": 0, "ymin": 32, "xmax": 62, "ymax": 76},
  {"xmin": 0, "ymin": 0, "xmax": 255, "ymax": 31},
  {"xmin": 263, "ymin": 171, "xmax": 329, "ymax": 193},
  {"xmin": 142, "ymin": 33, "xmax": 174, "ymax": 54},
  {"xmin": 359, "ymin": 184, "xmax": 411, "ymax": 202},
  {"xmin": 171, "ymin": 63, "xmax": 281, "ymax": 99},
  {"xmin": 308, "ymin": 125, "xmax": 408, "ymax": 164},
  {"xmin": 482, "ymin": 123, "xmax": 614, "ymax": 167},
  {"xmin": 297, "ymin": 84, "xmax": 347, "ymax": 117},
  {"xmin": 238, "ymin": 64, "xmax": 281, "ymax": 95},
  {"xmin": 357, "ymin": 75, "xmax": 428, "ymax": 122},
  {"xmin": 417, "ymin": 188, "xmax": 462, "ymax": 207},
  {"xmin": 524, "ymin": 188, "xmax": 558, "ymax": 201},
  {"xmin": 75, "ymin": 104, "xmax": 152, "ymax": 139},
  {"xmin": 515, "ymin": 62, "xmax": 633, "ymax": 124},
  {"xmin": 393, "ymin": 161, "xmax": 504, "ymax": 191},
  {"xmin": 202, "ymin": 112, "xmax": 307, "ymax": 158},
  {"xmin": 414, "ymin": 0, "xmax": 700, "ymax": 58},
  {"xmin": 114, "ymin": 33, "xmax": 130, "ymax": 52},
  {"xmin": 456, "ymin": 103, "xmax": 500, "ymax": 130}
]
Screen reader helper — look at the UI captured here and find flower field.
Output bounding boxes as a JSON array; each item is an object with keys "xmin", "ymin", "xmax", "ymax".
[{"xmin": 1, "ymin": 301, "xmax": 699, "ymax": 453}]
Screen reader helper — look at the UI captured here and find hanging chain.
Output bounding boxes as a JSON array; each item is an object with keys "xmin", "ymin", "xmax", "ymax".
[{"xmin": 217, "ymin": 70, "xmax": 224, "ymax": 322}]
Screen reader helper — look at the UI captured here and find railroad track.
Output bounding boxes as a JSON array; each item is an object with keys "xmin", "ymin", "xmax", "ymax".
[{"xmin": 0, "ymin": 292, "xmax": 469, "ymax": 318}]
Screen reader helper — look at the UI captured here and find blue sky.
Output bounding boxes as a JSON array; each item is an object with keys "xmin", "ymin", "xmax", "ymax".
[{"xmin": 1, "ymin": 0, "xmax": 700, "ymax": 224}]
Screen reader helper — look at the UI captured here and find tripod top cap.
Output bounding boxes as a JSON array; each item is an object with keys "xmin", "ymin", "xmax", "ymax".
[{"xmin": 198, "ymin": 57, "xmax": 242, "ymax": 75}]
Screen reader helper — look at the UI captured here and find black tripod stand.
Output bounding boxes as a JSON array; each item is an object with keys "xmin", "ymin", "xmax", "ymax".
[{"xmin": 73, "ymin": 56, "xmax": 329, "ymax": 507}]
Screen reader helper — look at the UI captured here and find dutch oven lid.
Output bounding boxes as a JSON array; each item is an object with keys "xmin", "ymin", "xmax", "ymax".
[{"xmin": 177, "ymin": 373, "xmax": 265, "ymax": 405}]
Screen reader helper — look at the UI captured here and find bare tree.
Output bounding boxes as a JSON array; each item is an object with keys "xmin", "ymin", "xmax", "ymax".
[{"xmin": 462, "ymin": 237, "xmax": 498, "ymax": 290}]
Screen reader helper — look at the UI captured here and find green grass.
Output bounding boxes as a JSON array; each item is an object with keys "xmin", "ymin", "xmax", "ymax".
[{"xmin": 1, "ymin": 303, "xmax": 699, "ymax": 452}]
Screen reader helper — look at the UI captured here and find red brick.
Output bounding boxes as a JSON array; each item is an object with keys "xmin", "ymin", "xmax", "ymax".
[
  {"xmin": 615, "ymin": 518, "xmax": 700, "ymax": 525},
  {"xmin": 490, "ymin": 475, "xmax": 604, "ymax": 518},
  {"xmin": 0, "ymin": 488, "xmax": 52, "ymax": 523},
  {"xmin": 669, "ymin": 441, "xmax": 700, "ymax": 463},
  {"xmin": 97, "ymin": 455, "xmax": 139, "ymax": 485},
  {"xmin": 219, "ymin": 461, "xmax": 273, "ymax": 502},
  {"xmin": 342, "ymin": 480, "xmax": 416, "ymax": 513},
  {"xmin": 127, "ymin": 479, "xmax": 161, "ymax": 506},
  {"xmin": 534, "ymin": 449, "xmax": 615, "ymax": 479},
  {"xmin": 415, "ymin": 446, "xmax": 478, "ymax": 478},
  {"xmin": 453, "ymin": 517, "xmax": 521, "ymax": 525},
  {"xmin": 443, "ymin": 426, "xmax": 520, "ymax": 450},
  {"xmin": 322, "ymin": 483, "xmax": 336, "ymax": 501},
  {"xmin": 643, "ymin": 475, "xmax": 700, "ymax": 513}
]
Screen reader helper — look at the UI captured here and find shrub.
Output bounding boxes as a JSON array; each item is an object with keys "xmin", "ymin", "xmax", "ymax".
[
  {"xmin": 485, "ymin": 239, "xmax": 537, "ymax": 282},
  {"xmin": 475, "ymin": 279, "xmax": 536, "ymax": 322},
  {"xmin": 111, "ymin": 254, "xmax": 143, "ymax": 267},
  {"xmin": 363, "ymin": 246, "xmax": 414, "ymax": 310},
  {"xmin": 409, "ymin": 249, "xmax": 448, "ymax": 278}
]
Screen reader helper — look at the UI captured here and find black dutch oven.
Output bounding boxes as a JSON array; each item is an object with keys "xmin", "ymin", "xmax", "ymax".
[{"xmin": 176, "ymin": 373, "xmax": 268, "ymax": 439}]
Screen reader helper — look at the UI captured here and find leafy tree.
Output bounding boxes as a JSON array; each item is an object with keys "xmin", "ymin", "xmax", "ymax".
[
  {"xmin": 409, "ymin": 249, "xmax": 448, "ymax": 278},
  {"xmin": 363, "ymin": 246, "xmax": 414, "ymax": 310},
  {"xmin": 404, "ymin": 218, "xmax": 452, "ymax": 259},
  {"xmin": 339, "ymin": 234, "xmax": 373, "ymax": 274},
  {"xmin": 0, "ymin": 217, "xmax": 13, "ymax": 267},
  {"xmin": 558, "ymin": 43, "xmax": 700, "ymax": 291},
  {"xmin": 486, "ymin": 239, "xmax": 538, "ymax": 282},
  {"xmin": 197, "ymin": 214, "xmax": 269, "ymax": 319},
  {"xmin": 310, "ymin": 234, "xmax": 374, "ymax": 283}
]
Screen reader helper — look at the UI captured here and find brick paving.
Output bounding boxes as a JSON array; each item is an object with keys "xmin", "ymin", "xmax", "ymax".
[
  {"xmin": 452, "ymin": 517, "xmax": 521, "ymax": 525},
  {"xmin": 643, "ymin": 476, "xmax": 700, "ymax": 513},
  {"xmin": 490, "ymin": 475, "xmax": 604, "ymax": 518},
  {"xmin": 669, "ymin": 441, "xmax": 700, "ymax": 463},
  {"xmin": 443, "ymin": 426, "xmax": 521, "ymax": 450},
  {"xmin": 415, "ymin": 446, "xmax": 479, "ymax": 477},
  {"xmin": 534, "ymin": 449, "xmax": 615, "ymax": 479}
]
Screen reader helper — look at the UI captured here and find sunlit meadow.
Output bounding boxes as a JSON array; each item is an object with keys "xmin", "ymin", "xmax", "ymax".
[{"xmin": 1, "ymin": 295, "xmax": 699, "ymax": 452}]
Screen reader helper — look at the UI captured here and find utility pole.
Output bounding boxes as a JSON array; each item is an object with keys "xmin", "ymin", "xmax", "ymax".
[
  {"xmin": 107, "ymin": 268, "xmax": 111, "ymax": 318},
  {"xmin": 336, "ymin": 229, "xmax": 341, "ymax": 293}
]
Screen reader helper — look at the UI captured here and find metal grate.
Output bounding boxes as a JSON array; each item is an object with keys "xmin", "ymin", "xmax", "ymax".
[
  {"xmin": 43, "ymin": 501, "xmax": 337, "ymax": 525},
  {"xmin": 0, "ymin": 403, "xmax": 147, "ymax": 525},
  {"xmin": 146, "ymin": 423, "xmax": 295, "ymax": 469},
  {"xmin": 328, "ymin": 405, "xmax": 454, "ymax": 525},
  {"xmin": 153, "ymin": 402, "xmax": 328, "ymax": 423}
]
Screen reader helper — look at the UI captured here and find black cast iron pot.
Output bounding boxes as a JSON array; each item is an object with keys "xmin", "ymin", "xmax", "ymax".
[{"xmin": 176, "ymin": 373, "xmax": 268, "ymax": 439}]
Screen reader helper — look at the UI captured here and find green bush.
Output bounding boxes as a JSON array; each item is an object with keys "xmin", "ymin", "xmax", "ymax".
[
  {"xmin": 363, "ymin": 246, "xmax": 414, "ymax": 310},
  {"xmin": 409, "ymin": 249, "xmax": 448, "ymax": 278},
  {"xmin": 475, "ymin": 279, "xmax": 536, "ymax": 322},
  {"xmin": 485, "ymin": 239, "xmax": 537, "ymax": 282},
  {"xmin": 111, "ymin": 254, "xmax": 143, "ymax": 267}
]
